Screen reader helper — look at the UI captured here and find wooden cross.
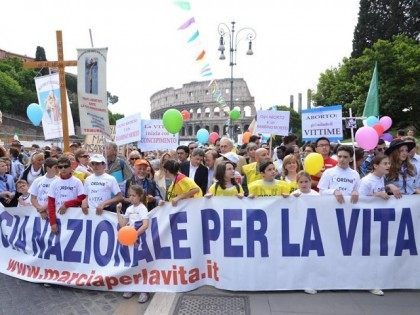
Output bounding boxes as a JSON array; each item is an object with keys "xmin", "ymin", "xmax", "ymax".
[{"xmin": 23, "ymin": 30, "xmax": 77, "ymax": 152}]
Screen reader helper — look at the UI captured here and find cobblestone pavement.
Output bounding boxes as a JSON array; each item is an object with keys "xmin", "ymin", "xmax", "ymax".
[{"xmin": 0, "ymin": 273, "xmax": 150, "ymax": 315}]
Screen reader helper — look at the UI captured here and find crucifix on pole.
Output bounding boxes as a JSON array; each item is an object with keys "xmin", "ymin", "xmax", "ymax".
[{"xmin": 24, "ymin": 30, "xmax": 77, "ymax": 152}]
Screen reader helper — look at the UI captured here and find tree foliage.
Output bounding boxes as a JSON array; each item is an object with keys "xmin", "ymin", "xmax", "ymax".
[
  {"xmin": 313, "ymin": 36, "xmax": 420, "ymax": 129},
  {"xmin": 108, "ymin": 111, "xmax": 124, "ymax": 125},
  {"xmin": 352, "ymin": 0, "xmax": 419, "ymax": 58},
  {"xmin": 35, "ymin": 46, "xmax": 49, "ymax": 76}
]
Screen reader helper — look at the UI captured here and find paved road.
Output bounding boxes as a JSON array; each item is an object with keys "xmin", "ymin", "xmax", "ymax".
[{"xmin": 0, "ymin": 273, "xmax": 149, "ymax": 315}]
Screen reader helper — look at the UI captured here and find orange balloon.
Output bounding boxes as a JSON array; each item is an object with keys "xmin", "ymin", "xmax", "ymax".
[
  {"xmin": 118, "ymin": 226, "xmax": 138, "ymax": 246},
  {"xmin": 181, "ymin": 110, "xmax": 190, "ymax": 121},
  {"xmin": 243, "ymin": 131, "xmax": 252, "ymax": 144}
]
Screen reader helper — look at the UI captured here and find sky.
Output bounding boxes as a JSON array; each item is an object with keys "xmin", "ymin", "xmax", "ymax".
[{"xmin": 1, "ymin": 0, "xmax": 360, "ymax": 118}]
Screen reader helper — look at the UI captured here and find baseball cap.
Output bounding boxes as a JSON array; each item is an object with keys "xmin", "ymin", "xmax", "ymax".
[
  {"xmin": 90, "ymin": 154, "xmax": 105, "ymax": 163},
  {"xmin": 221, "ymin": 152, "xmax": 239, "ymax": 164},
  {"xmin": 134, "ymin": 159, "xmax": 149, "ymax": 167}
]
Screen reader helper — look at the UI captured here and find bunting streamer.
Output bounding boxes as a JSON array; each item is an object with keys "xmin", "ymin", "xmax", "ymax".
[
  {"xmin": 178, "ymin": 17, "xmax": 195, "ymax": 30},
  {"xmin": 173, "ymin": 1, "xmax": 191, "ymax": 10},
  {"xmin": 187, "ymin": 30, "xmax": 200, "ymax": 43},
  {"xmin": 195, "ymin": 50, "xmax": 205, "ymax": 61}
]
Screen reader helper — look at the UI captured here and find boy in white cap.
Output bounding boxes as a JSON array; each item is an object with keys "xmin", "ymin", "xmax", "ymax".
[{"xmin": 82, "ymin": 154, "xmax": 123, "ymax": 215}]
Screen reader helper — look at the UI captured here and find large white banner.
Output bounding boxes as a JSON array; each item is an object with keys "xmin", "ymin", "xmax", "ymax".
[
  {"xmin": 115, "ymin": 114, "xmax": 142, "ymax": 146},
  {"xmin": 138, "ymin": 119, "xmax": 179, "ymax": 152},
  {"xmin": 77, "ymin": 48, "xmax": 110, "ymax": 137},
  {"xmin": 1, "ymin": 196, "xmax": 419, "ymax": 292},
  {"xmin": 256, "ymin": 110, "xmax": 290, "ymax": 136},
  {"xmin": 34, "ymin": 73, "xmax": 75, "ymax": 140},
  {"xmin": 301, "ymin": 105, "xmax": 343, "ymax": 141}
]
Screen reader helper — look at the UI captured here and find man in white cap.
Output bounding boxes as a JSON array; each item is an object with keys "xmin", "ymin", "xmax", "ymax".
[
  {"xmin": 215, "ymin": 137, "xmax": 246, "ymax": 174},
  {"xmin": 82, "ymin": 154, "xmax": 123, "ymax": 214}
]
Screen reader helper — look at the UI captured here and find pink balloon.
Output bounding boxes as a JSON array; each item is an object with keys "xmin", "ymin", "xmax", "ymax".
[
  {"xmin": 379, "ymin": 116, "xmax": 392, "ymax": 131},
  {"xmin": 355, "ymin": 126, "xmax": 379, "ymax": 150},
  {"xmin": 209, "ymin": 132, "xmax": 219, "ymax": 144}
]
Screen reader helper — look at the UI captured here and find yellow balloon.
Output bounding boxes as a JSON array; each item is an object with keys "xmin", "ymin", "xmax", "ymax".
[{"xmin": 304, "ymin": 153, "xmax": 324, "ymax": 175}]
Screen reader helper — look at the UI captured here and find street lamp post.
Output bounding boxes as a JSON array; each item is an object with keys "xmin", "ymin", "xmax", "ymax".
[{"xmin": 218, "ymin": 21, "xmax": 256, "ymax": 140}]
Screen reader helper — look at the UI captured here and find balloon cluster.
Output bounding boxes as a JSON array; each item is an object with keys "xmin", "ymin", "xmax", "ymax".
[{"xmin": 356, "ymin": 116, "xmax": 393, "ymax": 150}]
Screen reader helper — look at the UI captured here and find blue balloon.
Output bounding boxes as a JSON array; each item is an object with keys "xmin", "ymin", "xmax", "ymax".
[
  {"xmin": 366, "ymin": 116, "xmax": 379, "ymax": 127},
  {"xmin": 196, "ymin": 128, "xmax": 209, "ymax": 144},
  {"xmin": 26, "ymin": 103, "xmax": 43, "ymax": 126}
]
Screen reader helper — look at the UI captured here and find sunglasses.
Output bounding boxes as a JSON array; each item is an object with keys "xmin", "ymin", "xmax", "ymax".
[
  {"xmin": 130, "ymin": 157, "xmax": 140, "ymax": 161},
  {"xmin": 57, "ymin": 164, "xmax": 71, "ymax": 169},
  {"xmin": 81, "ymin": 155, "xmax": 90, "ymax": 158},
  {"xmin": 376, "ymin": 148, "xmax": 384, "ymax": 152},
  {"xmin": 91, "ymin": 162, "xmax": 105, "ymax": 166}
]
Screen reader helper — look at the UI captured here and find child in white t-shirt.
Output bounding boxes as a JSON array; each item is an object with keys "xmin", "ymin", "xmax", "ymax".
[
  {"xmin": 293, "ymin": 171, "xmax": 319, "ymax": 197},
  {"xmin": 116, "ymin": 185, "xmax": 150, "ymax": 304},
  {"xmin": 16, "ymin": 180, "xmax": 32, "ymax": 206},
  {"xmin": 359, "ymin": 155, "xmax": 390, "ymax": 199}
]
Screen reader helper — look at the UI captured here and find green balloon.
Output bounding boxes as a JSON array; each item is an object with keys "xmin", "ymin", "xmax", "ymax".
[
  {"xmin": 163, "ymin": 109, "xmax": 183, "ymax": 134},
  {"xmin": 230, "ymin": 109, "xmax": 240, "ymax": 121}
]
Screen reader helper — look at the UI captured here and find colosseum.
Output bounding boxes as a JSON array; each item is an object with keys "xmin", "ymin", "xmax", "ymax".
[{"xmin": 150, "ymin": 78, "xmax": 256, "ymax": 142}]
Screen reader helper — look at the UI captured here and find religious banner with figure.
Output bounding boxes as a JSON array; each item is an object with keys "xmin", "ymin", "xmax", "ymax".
[
  {"xmin": 77, "ymin": 48, "xmax": 110, "ymax": 137},
  {"xmin": 34, "ymin": 73, "xmax": 75, "ymax": 140}
]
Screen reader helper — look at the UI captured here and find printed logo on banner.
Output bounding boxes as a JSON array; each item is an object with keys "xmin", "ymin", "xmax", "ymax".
[{"xmin": 301, "ymin": 105, "xmax": 343, "ymax": 141}]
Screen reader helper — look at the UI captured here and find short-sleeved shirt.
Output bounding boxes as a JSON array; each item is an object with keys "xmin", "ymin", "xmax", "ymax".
[
  {"xmin": 208, "ymin": 182, "xmax": 244, "ymax": 196},
  {"xmin": 84, "ymin": 173, "xmax": 121, "ymax": 209},
  {"xmin": 248, "ymin": 179, "xmax": 289, "ymax": 197},
  {"xmin": 359, "ymin": 173, "xmax": 386, "ymax": 196},
  {"xmin": 318, "ymin": 166, "xmax": 360, "ymax": 195},
  {"xmin": 242, "ymin": 162, "xmax": 262, "ymax": 185},
  {"xmin": 48, "ymin": 176, "xmax": 85, "ymax": 209},
  {"xmin": 29, "ymin": 175, "xmax": 58, "ymax": 207},
  {"xmin": 167, "ymin": 173, "xmax": 202, "ymax": 201},
  {"xmin": 124, "ymin": 203, "xmax": 149, "ymax": 227}
]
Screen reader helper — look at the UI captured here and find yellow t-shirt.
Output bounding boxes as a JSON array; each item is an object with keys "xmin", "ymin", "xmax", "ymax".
[
  {"xmin": 242, "ymin": 162, "xmax": 262, "ymax": 185},
  {"xmin": 281, "ymin": 180, "xmax": 298, "ymax": 194},
  {"xmin": 72, "ymin": 171, "xmax": 86, "ymax": 183},
  {"xmin": 167, "ymin": 174, "xmax": 203, "ymax": 201},
  {"xmin": 248, "ymin": 179, "xmax": 289, "ymax": 197},
  {"xmin": 208, "ymin": 182, "xmax": 244, "ymax": 196}
]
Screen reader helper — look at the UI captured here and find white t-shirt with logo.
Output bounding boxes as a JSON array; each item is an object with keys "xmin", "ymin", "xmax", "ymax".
[
  {"xmin": 48, "ymin": 176, "xmax": 85, "ymax": 209},
  {"xmin": 359, "ymin": 173, "xmax": 386, "ymax": 196},
  {"xmin": 318, "ymin": 166, "xmax": 360, "ymax": 196},
  {"xmin": 123, "ymin": 203, "xmax": 149, "ymax": 227},
  {"xmin": 29, "ymin": 175, "xmax": 58, "ymax": 207},
  {"xmin": 84, "ymin": 173, "xmax": 121, "ymax": 209}
]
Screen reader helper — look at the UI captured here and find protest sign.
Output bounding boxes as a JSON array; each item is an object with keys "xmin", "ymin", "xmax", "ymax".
[
  {"xmin": 138, "ymin": 119, "xmax": 179, "ymax": 151},
  {"xmin": 115, "ymin": 114, "xmax": 141, "ymax": 146},
  {"xmin": 301, "ymin": 105, "xmax": 343, "ymax": 141},
  {"xmin": 256, "ymin": 110, "xmax": 290, "ymax": 136}
]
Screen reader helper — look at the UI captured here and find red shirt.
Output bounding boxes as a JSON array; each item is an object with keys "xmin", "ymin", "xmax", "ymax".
[{"xmin": 311, "ymin": 157, "xmax": 338, "ymax": 191}]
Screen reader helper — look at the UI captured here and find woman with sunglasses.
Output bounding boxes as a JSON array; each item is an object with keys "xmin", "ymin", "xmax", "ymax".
[
  {"xmin": 47, "ymin": 156, "xmax": 85, "ymax": 234},
  {"xmin": 74, "ymin": 149, "xmax": 92, "ymax": 178}
]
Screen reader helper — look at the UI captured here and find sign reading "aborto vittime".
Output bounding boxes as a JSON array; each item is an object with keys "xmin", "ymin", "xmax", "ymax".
[{"xmin": 301, "ymin": 105, "xmax": 343, "ymax": 141}]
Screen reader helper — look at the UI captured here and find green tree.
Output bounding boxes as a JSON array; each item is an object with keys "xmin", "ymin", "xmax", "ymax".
[
  {"xmin": 352, "ymin": 0, "xmax": 419, "ymax": 58},
  {"xmin": 35, "ymin": 46, "xmax": 49, "ymax": 76},
  {"xmin": 314, "ymin": 36, "xmax": 420, "ymax": 129},
  {"xmin": 109, "ymin": 110, "xmax": 124, "ymax": 125}
]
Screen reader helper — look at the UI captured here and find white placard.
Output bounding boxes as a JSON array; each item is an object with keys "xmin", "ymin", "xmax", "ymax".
[
  {"xmin": 138, "ymin": 119, "xmax": 179, "ymax": 152},
  {"xmin": 256, "ymin": 110, "xmax": 290, "ymax": 136},
  {"xmin": 301, "ymin": 105, "xmax": 343, "ymax": 141},
  {"xmin": 115, "ymin": 114, "xmax": 142, "ymax": 146}
]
